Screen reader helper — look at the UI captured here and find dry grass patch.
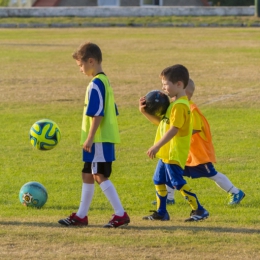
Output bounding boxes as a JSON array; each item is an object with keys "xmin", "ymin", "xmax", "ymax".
[{"xmin": 0, "ymin": 27, "xmax": 260, "ymax": 260}]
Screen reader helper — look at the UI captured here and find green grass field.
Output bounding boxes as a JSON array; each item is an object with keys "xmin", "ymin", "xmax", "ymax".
[{"xmin": 0, "ymin": 27, "xmax": 260, "ymax": 259}]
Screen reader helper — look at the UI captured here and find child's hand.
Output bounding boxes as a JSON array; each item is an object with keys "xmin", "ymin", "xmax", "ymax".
[
  {"xmin": 147, "ymin": 145, "xmax": 159, "ymax": 159},
  {"xmin": 139, "ymin": 96, "xmax": 146, "ymax": 113},
  {"xmin": 83, "ymin": 138, "xmax": 93, "ymax": 153}
]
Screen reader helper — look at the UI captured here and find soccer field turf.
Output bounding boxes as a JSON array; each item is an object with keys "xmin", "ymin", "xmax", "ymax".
[{"xmin": 0, "ymin": 27, "xmax": 260, "ymax": 259}]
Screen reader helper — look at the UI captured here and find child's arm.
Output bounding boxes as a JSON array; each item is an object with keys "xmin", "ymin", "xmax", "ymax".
[
  {"xmin": 83, "ymin": 116, "xmax": 103, "ymax": 152},
  {"xmin": 147, "ymin": 126, "xmax": 179, "ymax": 159},
  {"xmin": 139, "ymin": 96, "xmax": 161, "ymax": 126}
]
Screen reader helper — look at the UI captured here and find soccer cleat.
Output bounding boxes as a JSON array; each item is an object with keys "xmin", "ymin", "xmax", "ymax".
[
  {"xmin": 103, "ymin": 212, "xmax": 130, "ymax": 228},
  {"xmin": 166, "ymin": 199, "xmax": 175, "ymax": 205},
  {"xmin": 143, "ymin": 210, "xmax": 170, "ymax": 221},
  {"xmin": 58, "ymin": 212, "xmax": 88, "ymax": 226},
  {"xmin": 184, "ymin": 209, "xmax": 209, "ymax": 222},
  {"xmin": 228, "ymin": 190, "xmax": 245, "ymax": 205},
  {"xmin": 152, "ymin": 199, "xmax": 175, "ymax": 205}
]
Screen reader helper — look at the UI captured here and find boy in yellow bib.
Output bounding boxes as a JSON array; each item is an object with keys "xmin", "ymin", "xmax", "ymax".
[
  {"xmin": 58, "ymin": 42, "xmax": 130, "ymax": 228},
  {"xmin": 153, "ymin": 79, "xmax": 244, "ymax": 205},
  {"xmin": 139, "ymin": 64, "xmax": 209, "ymax": 222}
]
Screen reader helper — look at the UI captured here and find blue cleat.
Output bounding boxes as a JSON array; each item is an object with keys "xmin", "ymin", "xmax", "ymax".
[
  {"xmin": 185, "ymin": 209, "xmax": 209, "ymax": 222},
  {"xmin": 166, "ymin": 199, "xmax": 175, "ymax": 205},
  {"xmin": 228, "ymin": 190, "xmax": 245, "ymax": 205},
  {"xmin": 152, "ymin": 199, "xmax": 175, "ymax": 205},
  {"xmin": 143, "ymin": 210, "xmax": 170, "ymax": 221}
]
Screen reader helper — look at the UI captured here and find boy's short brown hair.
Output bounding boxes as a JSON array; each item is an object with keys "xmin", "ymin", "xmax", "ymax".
[
  {"xmin": 160, "ymin": 64, "xmax": 189, "ymax": 88},
  {"xmin": 72, "ymin": 42, "xmax": 102, "ymax": 63}
]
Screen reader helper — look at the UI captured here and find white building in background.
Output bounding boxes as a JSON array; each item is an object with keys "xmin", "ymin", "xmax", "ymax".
[
  {"xmin": 8, "ymin": 0, "xmax": 35, "ymax": 7},
  {"xmin": 8, "ymin": 0, "xmax": 210, "ymax": 7},
  {"xmin": 58, "ymin": 0, "xmax": 210, "ymax": 6}
]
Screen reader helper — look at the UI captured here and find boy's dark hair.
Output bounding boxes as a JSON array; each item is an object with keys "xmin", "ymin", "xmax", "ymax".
[
  {"xmin": 160, "ymin": 64, "xmax": 189, "ymax": 88},
  {"xmin": 72, "ymin": 42, "xmax": 102, "ymax": 63}
]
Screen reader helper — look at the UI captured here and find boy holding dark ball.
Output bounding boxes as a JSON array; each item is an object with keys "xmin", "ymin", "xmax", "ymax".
[{"xmin": 139, "ymin": 64, "xmax": 209, "ymax": 222}]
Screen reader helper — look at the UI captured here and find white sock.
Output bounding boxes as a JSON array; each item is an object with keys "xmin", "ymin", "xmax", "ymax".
[
  {"xmin": 100, "ymin": 180, "xmax": 124, "ymax": 217},
  {"xmin": 209, "ymin": 172, "xmax": 240, "ymax": 194},
  {"xmin": 76, "ymin": 183, "xmax": 94, "ymax": 218},
  {"xmin": 166, "ymin": 186, "xmax": 175, "ymax": 200}
]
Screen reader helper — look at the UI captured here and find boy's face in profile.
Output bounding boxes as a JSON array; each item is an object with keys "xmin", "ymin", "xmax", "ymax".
[
  {"xmin": 161, "ymin": 78, "xmax": 180, "ymax": 98},
  {"xmin": 76, "ymin": 59, "xmax": 93, "ymax": 77}
]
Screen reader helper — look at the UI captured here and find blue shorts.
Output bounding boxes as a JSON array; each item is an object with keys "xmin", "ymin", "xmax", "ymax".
[
  {"xmin": 83, "ymin": 143, "xmax": 115, "ymax": 162},
  {"xmin": 184, "ymin": 162, "xmax": 217, "ymax": 179},
  {"xmin": 153, "ymin": 159, "xmax": 187, "ymax": 190}
]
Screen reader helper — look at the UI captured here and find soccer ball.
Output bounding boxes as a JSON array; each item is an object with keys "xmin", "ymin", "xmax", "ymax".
[
  {"xmin": 19, "ymin": 181, "xmax": 48, "ymax": 208},
  {"xmin": 144, "ymin": 90, "xmax": 170, "ymax": 117},
  {"xmin": 29, "ymin": 119, "xmax": 61, "ymax": 150}
]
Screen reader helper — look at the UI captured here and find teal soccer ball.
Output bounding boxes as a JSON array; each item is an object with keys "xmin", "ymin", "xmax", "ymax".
[
  {"xmin": 29, "ymin": 119, "xmax": 61, "ymax": 150},
  {"xmin": 19, "ymin": 182, "xmax": 48, "ymax": 208}
]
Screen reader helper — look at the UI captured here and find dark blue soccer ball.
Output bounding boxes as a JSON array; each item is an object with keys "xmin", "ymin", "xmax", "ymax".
[{"xmin": 144, "ymin": 90, "xmax": 170, "ymax": 117}]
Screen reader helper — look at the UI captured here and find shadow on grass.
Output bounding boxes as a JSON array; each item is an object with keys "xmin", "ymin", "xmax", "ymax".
[
  {"xmin": 0, "ymin": 220, "xmax": 100, "ymax": 228},
  {"xmin": 127, "ymin": 224, "xmax": 260, "ymax": 234},
  {"xmin": 0, "ymin": 221, "xmax": 260, "ymax": 234},
  {"xmin": 0, "ymin": 221, "xmax": 56, "ymax": 227}
]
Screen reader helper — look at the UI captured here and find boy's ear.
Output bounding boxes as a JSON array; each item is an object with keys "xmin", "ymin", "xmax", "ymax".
[
  {"xmin": 88, "ymin": 57, "xmax": 95, "ymax": 64},
  {"xmin": 177, "ymin": 81, "xmax": 184, "ymax": 88}
]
